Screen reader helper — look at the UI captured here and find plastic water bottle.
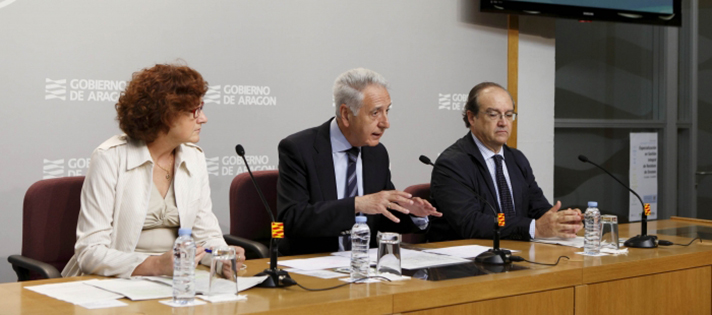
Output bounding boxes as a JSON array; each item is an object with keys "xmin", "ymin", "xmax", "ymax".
[
  {"xmin": 584, "ymin": 201, "xmax": 601, "ymax": 255},
  {"xmin": 173, "ymin": 228, "xmax": 196, "ymax": 304},
  {"xmin": 350, "ymin": 216, "xmax": 371, "ymax": 281}
]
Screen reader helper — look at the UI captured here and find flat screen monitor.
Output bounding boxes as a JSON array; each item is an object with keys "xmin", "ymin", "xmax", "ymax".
[{"xmin": 480, "ymin": 0, "xmax": 681, "ymax": 26}]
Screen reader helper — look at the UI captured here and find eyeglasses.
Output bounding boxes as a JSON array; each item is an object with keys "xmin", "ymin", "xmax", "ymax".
[
  {"xmin": 192, "ymin": 101, "xmax": 204, "ymax": 119},
  {"xmin": 481, "ymin": 110, "xmax": 517, "ymax": 122}
]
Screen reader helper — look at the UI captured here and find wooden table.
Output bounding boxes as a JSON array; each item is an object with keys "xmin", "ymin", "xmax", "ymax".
[{"xmin": 2, "ymin": 218, "xmax": 711, "ymax": 314}]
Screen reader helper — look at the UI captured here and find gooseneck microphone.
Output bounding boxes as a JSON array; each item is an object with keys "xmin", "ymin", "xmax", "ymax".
[
  {"xmin": 235, "ymin": 144, "xmax": 293, "ymax": 287},
  {"xmin": 578, "ymin": 155, "xmax": 658, "ymax": 248},
  {"xmin": 237, "ymin": 145, "xmax": 274, "ymax": 223},
  {"xmin": 419, "ymin": 155, "xmax": 513, "ymax": 265},
  {"xmin": 418, "ymin": 155, "xmax": 433, "ymax": 166}
]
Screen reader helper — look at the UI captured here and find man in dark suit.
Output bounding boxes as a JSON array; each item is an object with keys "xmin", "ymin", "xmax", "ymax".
[
  {"xmin": 277, "ymin": 68, "xmax": 441, "ymax": 255},
  {"xmin": 428, "ymin": 82, "xmax": 582, "ymax": 242}
]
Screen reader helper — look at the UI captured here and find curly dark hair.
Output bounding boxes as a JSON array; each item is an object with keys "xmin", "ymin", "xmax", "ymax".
[{"xmin": 115, "ymin": 63, "xmax": 208, "ymax": 143}]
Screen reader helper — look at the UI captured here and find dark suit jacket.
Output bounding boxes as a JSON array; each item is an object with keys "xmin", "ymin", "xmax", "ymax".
[
  {"xmin": 428, "ymin": 133, "xmax": 551, "ymax": 242},
  {"xmin": 277, "ymin": 118, "xmax": 417, "ymax": 255}
]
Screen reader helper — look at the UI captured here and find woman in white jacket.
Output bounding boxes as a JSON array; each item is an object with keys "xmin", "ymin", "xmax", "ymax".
[{"xmin": 62, "ymin": 63, "xmax": 244, "ymax": 278}]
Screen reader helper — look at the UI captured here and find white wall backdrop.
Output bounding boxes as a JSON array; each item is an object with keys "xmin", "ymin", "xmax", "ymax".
[
  {"xmin": 518, "ymin": 16, "xmax": 556, "ymax": 201},
  {"xmin": 0, "ymin": 0, "xmax": 555, "ymax": 283}
]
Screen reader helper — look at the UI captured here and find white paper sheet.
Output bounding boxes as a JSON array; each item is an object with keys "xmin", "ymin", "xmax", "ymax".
[
  {"xmin": 331, "ymin": 248, "xmax": 470, "ymax": 270},
  {"xmin": 25, "ymin": 280, "xmax": 125, "ymax": 305},
  {"xmin": 535, "ymin": 237, "xmax": 627, "ymax": 250},
  {"xmin": 574, "ymin": 251, "xmax": 609, "ymax": 257},
  {"xmin": 600, "ymin": 247, "xmax": 629, "ymax": 255},
  {"xmin": 398, "ymin": 249, "xmax": 471, "ymax": 269},
  {"xmin": 26, "ymin": 270, "xmax": 266, "ymax": 306},
  {"xmin": 277, "ymin": 255, "xmax": 352, "ymax": 271},
  {"xmin": 159, "ymin": 298, "xmax": 207, "ymax": 307},
  {"xmin": 422, "ymin": 245, "xmax": 519, "ymax": 259},
  {"xmin": 197, "ymin": 294, "xmax": 248, "ymax": 303},
  {"xmin": 141, "ymin": 270, "xmax": 268, "ymax": 294},
  {"xmin": 284, "ymin": 268, "xmax": 345, "ymax": 279},
  {"xmin": 330, "ymin": 248, "xmax": 378, "ymax": 264},
  {"xmin": 85, "ymin": 278, "xmax": 174, "ymax": 301},
  {"xmin": 78, "ymin": 299, "xmax": 128, "ymax": 309},
  {"xmin": 338, "ymin": 274, "xmax": 411, "ymax": 283},
  {"xmin": 534, "ymin": 236, "xmax": 585, "ymax": 248}
]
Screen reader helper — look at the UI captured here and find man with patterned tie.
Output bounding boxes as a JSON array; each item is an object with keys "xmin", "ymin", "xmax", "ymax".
[
  {"xmin": 428, "ymin": 82, "xmax": 583, "ymax": 242},
  {"xmin": 277, "ymin": 68, "xmax": 442, "ymax": 255}
]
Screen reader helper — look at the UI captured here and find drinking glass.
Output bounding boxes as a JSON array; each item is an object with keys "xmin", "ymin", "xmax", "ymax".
[
  {"xmin": 600, "ymin": 215, "xmax": 619, "ymax": 250},
  {"xmin": 376, "ymin": 232, "xmax": 401, "ymax": 276},
  {"xmin": 209, "ymin": 247, "xmax": 239, "ymax": 295}
]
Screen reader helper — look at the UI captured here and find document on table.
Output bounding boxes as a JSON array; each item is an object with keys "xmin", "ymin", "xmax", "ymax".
[
  {"xmin": 85, "ymin": 278, "xmax": 173, "ymax": 300},
  {"xmin": 422, "ymin": 245, "xmax": 519, "ymax": 259},
  {"xmin": 24, "ymin": 280, "xmax": 125, "ymax": 305},
  {"xmin": 331, "ymin": 248, "xmax": 470, "ymax": 270},
  {"xmin": 277, "ymin": 255, "xmax": 352, "ymax": 271},
  {"xmin": 330, "ymin": 248, "xmax": 378, "ymax": 264},
  {"xmin": 24, "ymin": 270, "xmax": 267, "ymax": 306},
  {"xmin": 535, "ymin": 236, "xmax": 626, "ymax": 250},
  {"xmin": 284, "ymin": 268, "xmax": 345, "ymax": 279},
  {"xmin": 141, "ymin": 270, "xmax": 268, "ymax": 294},
  {"xmin": 534, "ymin": 236, "xmax": 585, "ymax": 248},
  {"xmin": 399, "ymin": 249, "xmax": 470, "ymax": 269}
]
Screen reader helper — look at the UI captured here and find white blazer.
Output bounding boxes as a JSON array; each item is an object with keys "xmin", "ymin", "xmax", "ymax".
[{"xmin": 62, "ymin": 135, "xmax": 227, "ymax": 278}]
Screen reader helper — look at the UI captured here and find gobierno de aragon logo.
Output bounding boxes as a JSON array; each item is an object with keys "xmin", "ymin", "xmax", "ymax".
[{"xmin": 45, "ymin": 78, "xmax": 127, "ymax": 102}]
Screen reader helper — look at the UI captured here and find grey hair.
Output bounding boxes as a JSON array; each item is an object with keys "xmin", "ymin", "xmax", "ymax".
[{"xmin": 333, "ymin": 68, "xmax": 388, "ymax": 118}]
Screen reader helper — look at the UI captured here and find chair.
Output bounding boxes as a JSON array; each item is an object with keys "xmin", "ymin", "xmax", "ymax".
[
  {"xmin": 8, "ymin": 176, "xmax": 85, "ymax": 281},
  {"xmin": 402, "ymin": 183, "xmax": 431, "ymax": 245},
  {"xmin": 224, "ymin": 170, "xmax": 279, "ymax": 259}
]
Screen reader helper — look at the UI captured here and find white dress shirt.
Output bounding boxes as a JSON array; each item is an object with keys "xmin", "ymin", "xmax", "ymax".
[
  {"xmin": 471, "ymin": 133, "xmax": 536, "ymax": 238},
  {"xmin": 331, "ymin": 119, "xmax": 363, "ymax": 199},
  {"xmin": 330, "ymin": 119, "xmax": 428, "ymax": 229}
]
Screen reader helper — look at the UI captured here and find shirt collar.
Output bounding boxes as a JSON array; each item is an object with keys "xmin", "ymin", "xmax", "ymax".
[
  {"xmin": 126, "ymin": 136, "xmax": 197, "ymax": 175},
  {"xmin": 471, "ymin": 132, "xmax": 503, "ymax": 161},
  {"xmin": 126, "ymin": 137, "xmax": 152, "ymax": 171},
  {"xmin": 174, "ymin": 143, "xmax": 197, "ymax": 176},
  {"xmin": 330, "ymin": 117, "xmax": 353, "ymax": 153}
]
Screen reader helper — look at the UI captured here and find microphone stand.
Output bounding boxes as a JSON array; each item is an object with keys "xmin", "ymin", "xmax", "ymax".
[
  {"xmin": 473, "ymin": 213, "xmax": 511, "ymax": 265},
  {"xmin": 257, "ymin": 238, "xmax": 292, "ymax": 287},
  {"xmin": 578, "ymin": 155, "xmax": 657, "ymax": 248},
  {"xmin": 419, "ymin": 155, "xmax": 511, "ymax": 265},
  {"xmin": 236, "ymin": 144, "xmax": 294, "ymax": 287}
]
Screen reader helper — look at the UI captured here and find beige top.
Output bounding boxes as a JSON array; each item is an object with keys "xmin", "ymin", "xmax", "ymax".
[
  {"xmin": 134, "ymin": 183, "xmax": 180, "ymax": 254},
  {"xmin": 62, "ymin": 135, "xmax": 228, "ymax": 278}
]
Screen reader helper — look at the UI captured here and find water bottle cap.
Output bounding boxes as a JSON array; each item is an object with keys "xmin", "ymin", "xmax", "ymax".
[
  {"xmin": 588, "ymin": 201, "xmax": 598, "ymax": 207},
  {"xmin": 355, "ymin": 216, "xmax": 367, "ymax": 223},
  {"xmin": 178, "ymin": 228, "xmax": 192, "ymax": 236}
]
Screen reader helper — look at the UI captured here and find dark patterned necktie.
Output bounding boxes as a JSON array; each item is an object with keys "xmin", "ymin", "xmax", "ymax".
[
  {"xmin": 345, "ymin": 147, "xmax": 360, "ymax": 198},
  {"xmin": 338, "ymin": 147, "xmax": 360, "ymax": 251},
  {"xmin": 493, "ymin": 155, "xmax": 515, "ymax": 218}
]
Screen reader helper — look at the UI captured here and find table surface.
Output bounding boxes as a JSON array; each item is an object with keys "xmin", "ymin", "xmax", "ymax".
[{"xmin": 3, "ymin": 217, "xmax": 712, "ymax": 315}]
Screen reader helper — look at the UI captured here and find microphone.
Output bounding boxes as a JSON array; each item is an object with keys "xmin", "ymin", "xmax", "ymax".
[
  {"xmin": 420, "ymin": 155, "xmax": 513, "ymax": 265},
  {"xmin": 235, "ymin": 144, "xmax": 293, "ymax": 287},
  {"xmin": 578, "ymin": 154, "xmax": 658, "ymax": 248},
  {"xmin": 419, "ymin": 155, "xmax": 433, "ymax": 166}
]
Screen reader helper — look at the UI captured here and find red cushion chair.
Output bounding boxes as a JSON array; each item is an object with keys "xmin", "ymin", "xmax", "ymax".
[
  {"xmin": 224, "ymin": 170, "xmax": 279, "ymax": 259},
  {"xmin": 8, "ymin": 176, "xmax": 84, "ymax": 281}
]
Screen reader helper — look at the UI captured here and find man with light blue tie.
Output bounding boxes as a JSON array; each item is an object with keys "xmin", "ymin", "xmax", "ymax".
[
  {"xmin": 277, "ymin": 68, "xmax": 442, "ymax": 255},
  {"xmin": 428, "ymin": 82, "xmax": 583, "ymax": 242}
]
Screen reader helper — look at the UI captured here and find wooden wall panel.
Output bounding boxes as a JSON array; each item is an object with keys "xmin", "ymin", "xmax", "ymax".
[
  {"xmin": 404, "ymin": 288, "xmax": 573, "ymax": 315},
  {"xmin": 579, "ymin": 266, "xmax": 711, "ymax": 315}
]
